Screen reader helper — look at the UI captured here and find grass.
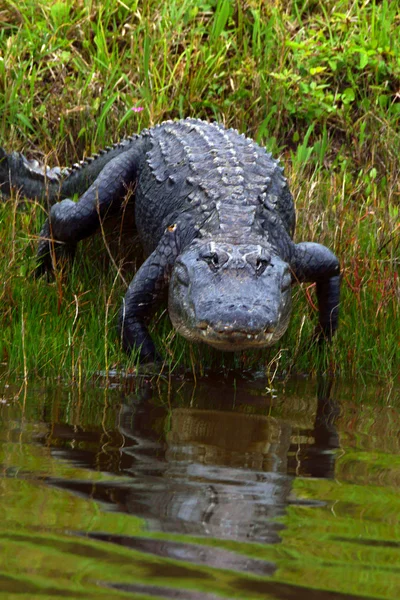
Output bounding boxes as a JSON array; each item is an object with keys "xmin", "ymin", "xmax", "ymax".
[{"xmin": 0, "ymin": 0, "xmax": 399, "ymax": 381}]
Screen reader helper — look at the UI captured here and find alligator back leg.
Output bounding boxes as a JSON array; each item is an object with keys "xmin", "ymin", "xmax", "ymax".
[{"xmin": 36, "ymin": 147, "xmax": 144, "ymax": 275}]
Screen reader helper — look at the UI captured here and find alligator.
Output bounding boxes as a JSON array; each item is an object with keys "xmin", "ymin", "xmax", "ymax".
[{"xmin": 0, "ymin": 118, "xmax": 340, "ymax": 362}]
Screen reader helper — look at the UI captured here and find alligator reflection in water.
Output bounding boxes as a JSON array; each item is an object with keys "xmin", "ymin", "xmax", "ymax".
[
  {"xmin": 2, "ymin": 376, "xmax": 399, "ymax": 599},
  {"xmin": 45, "ymin": 377, "xmax": 339, "ymax": 546}
]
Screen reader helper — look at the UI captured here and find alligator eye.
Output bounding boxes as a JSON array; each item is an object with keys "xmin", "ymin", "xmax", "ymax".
[
  {"xmin": 255, "ymin": 257, "xmax": 268, "ymax": 276},
  {"xmin": 202, "ymin": 253, "xmax": 219, "ymax": 272}
]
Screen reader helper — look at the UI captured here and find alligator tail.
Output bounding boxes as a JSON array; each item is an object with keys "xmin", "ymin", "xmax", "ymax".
[
  {"xmin": 0, "ymin": 134, "xmax": 141, "ymax": 204},
  {"xmin": 0, "ymin": 147, "xmax": 63, "ymax": 203}
]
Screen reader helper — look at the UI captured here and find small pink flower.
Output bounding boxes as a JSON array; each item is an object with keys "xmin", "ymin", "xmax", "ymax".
[{"xmin": 131, "ymin": 106, "xmax": 144, "ymax": 113}]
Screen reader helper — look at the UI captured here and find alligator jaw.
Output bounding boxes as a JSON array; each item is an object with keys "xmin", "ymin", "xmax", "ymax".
[{"xmin": 186, "ymin": 325, "xmax": 277, "ymax": 351}]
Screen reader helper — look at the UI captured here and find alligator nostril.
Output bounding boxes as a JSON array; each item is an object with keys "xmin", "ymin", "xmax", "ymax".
[
  {"xmin": 233, "ymin": 304, "xmax": 249, "ymax": 311},
  {"xmin": 226, "ymin": 304, "xmax": 250, "ymax": 311}
]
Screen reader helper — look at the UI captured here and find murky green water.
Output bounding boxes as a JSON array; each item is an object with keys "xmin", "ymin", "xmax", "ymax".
[{"xmin": 0, "ymin": 374, "xmax": 399, "ymax": 599}]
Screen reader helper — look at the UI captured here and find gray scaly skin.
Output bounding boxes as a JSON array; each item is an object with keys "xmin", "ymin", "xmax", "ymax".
[{"xmin": 0, "ymin": 118, "xmax": 340, "ymax": 362}]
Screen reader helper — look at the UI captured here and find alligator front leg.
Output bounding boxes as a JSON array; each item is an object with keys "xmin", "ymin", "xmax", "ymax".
[
  {"xmin": 36, "ymin": 150, "xmax": 141, "ymax": 276},
  {"xmin": 119, "ymin": 226, "xmax": 182, "ymax": 362},
  {"xmin": 291, "ymin": 242, "xmax": 340, "ymax": 340}
]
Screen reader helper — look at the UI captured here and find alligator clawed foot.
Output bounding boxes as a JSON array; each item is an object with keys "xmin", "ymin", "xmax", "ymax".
[
  {"xmin": 35, "ymin": 219, "xmax": 76, "ymax": 279},
  {"xmin": 136, "ymin": 356, "xmax": 164, "ymax": 374},
  {"xmin": 311, "ymin": 323, "xmax": 335, "ymax": 347},
  {"xmin": 137, "ymin": 345, "xmax": 163, "ymax": 366}
]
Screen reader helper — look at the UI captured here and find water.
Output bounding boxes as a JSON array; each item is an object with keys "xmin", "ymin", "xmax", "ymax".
[{"xmin": 0, "ymin": 374, "xmax": 399, "ymax": 599}]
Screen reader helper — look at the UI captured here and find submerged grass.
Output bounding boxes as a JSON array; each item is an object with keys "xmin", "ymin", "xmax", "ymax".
[{"xmin": 0, "ymin": 0, "xmax": 399, "ymax": 381}]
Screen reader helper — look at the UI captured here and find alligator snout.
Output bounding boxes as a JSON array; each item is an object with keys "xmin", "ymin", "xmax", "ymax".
[
  {"xmin": 193, "ymin": 304, "xmax": 279, "ymax": 349},
  {"xmin": 213, "ymin": 324, "xmax": 275, "ymax": 335},
  {"xmin": 194, "ymin": 319, "xmax": 276, "ymax": 350},
  {"xmin": 196, "ymin": 300, "xmax": 278, "ymax": 332},
  {"xmin": 196, "ymin": 320, "xmax": 275, "ymax": 335}
]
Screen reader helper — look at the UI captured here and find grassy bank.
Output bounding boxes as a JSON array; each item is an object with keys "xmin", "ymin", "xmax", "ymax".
[{"xmin": 0, "ymin": 0, "xmax": 399, "ymax": 380}]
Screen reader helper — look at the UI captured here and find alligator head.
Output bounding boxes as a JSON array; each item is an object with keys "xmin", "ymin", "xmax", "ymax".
[{"xmin": 168, "ymin": 239, "xmax": 292, "ymax": 351}]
